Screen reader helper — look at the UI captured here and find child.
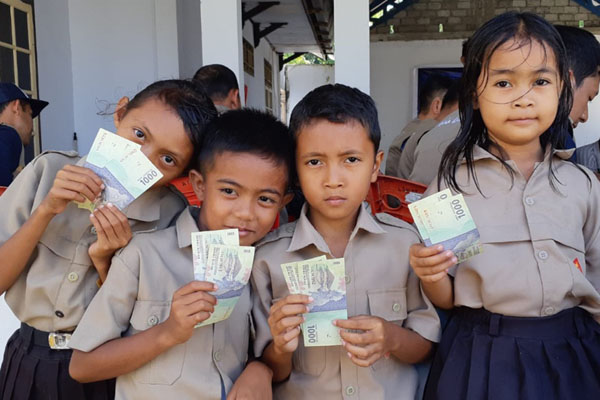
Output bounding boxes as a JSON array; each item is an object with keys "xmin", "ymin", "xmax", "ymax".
[
  {"xmin": 252, "ymin": 84, "xmax": 441, "ymax": 399},
  {"xmin": 0, "ymin": 79, "xmax": 217, "ymax": 399},
  {"xmin": 410, "ymin": 12, "xmax": 600, "ymax": 400},
  {"xmin": 68, "ymin": 109, "xmax": 294, "ymax": 400}
]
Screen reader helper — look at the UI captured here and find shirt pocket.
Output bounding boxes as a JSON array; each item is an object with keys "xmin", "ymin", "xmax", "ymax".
[
  {"xmin": 292, "ymin": 335, "xmax": 327, "ymax": 377},
  {"xmin": 367, "ymin": 288, "xmax": 408, "ymax": 372},
  {"xmin": 129, "ymin": 300, "xmax": 186, "ymax": 385}
]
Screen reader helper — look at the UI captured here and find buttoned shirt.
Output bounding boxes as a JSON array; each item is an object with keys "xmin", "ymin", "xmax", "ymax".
[
  {"xmin": 385, "ymin": 118, "xmax": 437, "ymax": 177},
  {"xmin": 429, "ymin": 145, "xmax": 600, "ymax": 321},
  {"xmin": 577, "ymin": 141, "xmax": 600, "ymax": 173},
  {"xmin": 0, "ymin": 151, "xmax": 186, "ymax": 332},
  {"xmin": 70, "ymin": 207, "xmax": 253, "ymax": 400},
  {"xmin": 252, "ymin": 203, "xmax": 440, "ymax": 400},
  {"xmin": 408, "ymin": 111, "xmax": 460, "ymax": 185}
]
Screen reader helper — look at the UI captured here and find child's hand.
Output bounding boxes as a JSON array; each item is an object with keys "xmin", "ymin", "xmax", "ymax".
[
  {"xmin": 409, "ymin": 243, "xmax": 456, "ymax": 283},
  {"xmin": 40, "ymin": 165, "xmax": 104, "ymax": 216},
  {"xmin": 334, "ymin": 315, "xmax": 393, "ymax": 367},
  {"xmin": 268, "ymin": 294, "xmax": 312, "ymax": 355},
  {"xmin": 161, "ymin": 281, "xmax": 217, "ymax": 345},
  {"xmin": 88, "ymin": 204, "xmax": 132, "ymax": 280},
  {"xmin": 227, "ymin": 361, "xmax": 273, "ymax": 400}
]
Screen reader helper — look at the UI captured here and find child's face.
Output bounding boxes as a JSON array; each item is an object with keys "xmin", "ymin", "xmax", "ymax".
[
  {"xmin": 190, "ymin": 152, "xmax": 291, "ymax": 246},
  {"xmin": 476, "ymin": 39, "xmax": 561, "ymax": 152},
  {"xmin": 114, "ymin": 97, "xmax": 193, "ymax": 187},
  {"xmin": 570, "ymin": 74, "xmax": 600, "ymax": 128},
  {"xmin": 295, "ymin": 119, "xmax": 383, "ymax": 227}
]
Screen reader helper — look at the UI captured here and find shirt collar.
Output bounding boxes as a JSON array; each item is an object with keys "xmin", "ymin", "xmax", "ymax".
[
  {"xmin": 287, "ymin": 202, "xmax": 386, "ymax": 253},
  {"xmin": 461, "ymin": 144, "xmax": 574, "ymax": 165},
  {"xmin": 176, "ymin": 206, "xmax": 201, "ymax": 248}
]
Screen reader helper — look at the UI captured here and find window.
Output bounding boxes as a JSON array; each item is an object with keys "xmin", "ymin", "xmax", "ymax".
[
  {"xmin": 264, "ymin": 59, "xmax": 273, "ymax": 114},
  {"xmin": 243, "ymin": 39, "xmax": 254, "ymax": 76},
  {"xmin": 0, "ymin": 0, "xmax": 39, "ymax": 160}
]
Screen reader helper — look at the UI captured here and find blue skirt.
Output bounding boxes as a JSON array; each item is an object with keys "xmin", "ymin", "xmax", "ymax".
[{"xmin": 424, "ymin": 307, "xmax": 600, "ymax": 400}]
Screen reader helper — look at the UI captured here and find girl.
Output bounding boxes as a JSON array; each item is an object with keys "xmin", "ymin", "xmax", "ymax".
[
  {"xmin": 0, "ymin": 79, "xmax": 217, "ymax": 400},
  {"xmin": 410, "ymin": 12, "xmax": 600, "ymax": 400}
]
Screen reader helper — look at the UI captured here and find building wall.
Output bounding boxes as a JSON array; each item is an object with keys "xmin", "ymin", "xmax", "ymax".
[
  {"xmin": 284, "ymin": 64, "xmax": 335, "ymax": 123},
  {"xmin": 177, "ymin": 0, "xmax": 203, "ymax": 80}
]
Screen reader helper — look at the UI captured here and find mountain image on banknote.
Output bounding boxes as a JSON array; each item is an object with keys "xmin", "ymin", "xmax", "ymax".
[
  {"xmin": 77, "ymin": 128, "xmax": 162, "ymax": 211},
  {"xmin": 409, "ymin": 190, "xmax": 482, "ymax": 262},
  {"xmin": 191, "ymin": 229, "xmax": 239, "ymax": 281},
  {"xmin": 196, "ymin": 244, "xmax": 255, "ymax": 327},
  {"xmin": 281, "ymin": 257, "xmax": 347, "ymax": 347}
]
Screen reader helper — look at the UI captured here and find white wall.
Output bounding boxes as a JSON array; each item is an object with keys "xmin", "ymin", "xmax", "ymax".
[
  {"xmin": 284, "ymin": 64, "xmax": 335, "ymax": 123},
  {"xmin": 370, "ymin": 39, "xmax": 464, "ymax": 162},
  {"xmin": 177, "ymin": 0, "xmax": 203, "ymax": 79}
]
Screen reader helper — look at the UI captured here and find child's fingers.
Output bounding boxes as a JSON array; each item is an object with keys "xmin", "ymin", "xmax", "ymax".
[
  {"xmin": 184, "ymin": 298, "xmax": 216, "ymax": 315},
  {"xmin": 193, "ymin": 311, "xmax": 212, "ymax": 324},
  {"xmin": 176, "ymin": 290, "xmax": 217, "ymax": 307},
  {"xmin": 410, "ymin": 243, "xmax": 445, "ymax": 258},
  {"xmin": 343, "ymin": 340, "xmax": 378, "ymax": 359},
  {"xmin": 346, "ymin": 349, "xmax": 381, "ymax": 368},
  {"xmin": 270, "ymin": 315, "xmax": 304, "ymax": 336},
  {"xmin": 270, "ymin": 294, "xmax": 312, "ymax": 315},
  {"xmin": 173, "ymin": 281, "xmax": 217, "ymax": 298},
  {"xmin": 55, "ymin": 178, "xmax": 98, "ymax": 203},
  {"xmin": 333, "ymin": 317, "xmax": 376, "ymax": 331},
  {"xmin": 56, "ymin": 168, "xmax": 103, "ymax": 198},
  {"xmin": 420, "ymin": 269, "xmax": 451, "ymax": 283},
  {"xmin": 280, "ymin": 325, "xmax": 302, "ymax": 343},
  {"xmin": 104, "ymin": 204, "xmax": 131, "ymax": 237},
  {"xmin": 92, "ymin": 208, "xmax": 119, "ymax": 242},
  {"xmin": 412, "ymin": 250, "xmax": 456, "ymax": 269},
  {"xmin": 269, "ymin": 303, "xmax": 309, "ymax": 326},
  {"xmin": 339, "ymin": 329, "xmax": 373, "ymax": 346},
  {"xmin": 62, "ymin": 164, "xmax": 104, "ymax": 187},
  {"xmin": 94, "ymin": 206, "xmax": 130, "ymax": 246}
]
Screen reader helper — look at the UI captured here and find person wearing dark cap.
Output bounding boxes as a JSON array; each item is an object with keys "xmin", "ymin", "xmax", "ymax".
[
  {"xmin": 193, "ymin": 64, "xmax": 241, "ymax": 114},
  {"xmin": 0, "ymin": 83, "xmax": 49, "ymax": 186}
]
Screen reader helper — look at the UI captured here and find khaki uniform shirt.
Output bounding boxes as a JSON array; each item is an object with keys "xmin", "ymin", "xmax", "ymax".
[
  {"xmin": 430, "ymin": 145, "xmax": 600, "ymax": 321},
  {"xmin": 408, "ymin": 111, "xmax": 460, "ymax": 185},
  {"xmin": 0, "ymin": 151, "xmax": 186, "ymax": 332},
  {"xmin": 70, "ymin": 207, "xmax": 253, "ymax": 400},
  {"xmin": 252, "ymin": 203, "xmax": 440, "ymax": 400},
  {"xmin": 577, "ymin": 141, "xmax": 600, "ymax": 173},
  {"xmin": 385, "ymin": 118, "xmax": 437, "ymax": 177}
]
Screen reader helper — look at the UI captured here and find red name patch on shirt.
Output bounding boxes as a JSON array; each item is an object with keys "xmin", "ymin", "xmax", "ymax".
[{"xmin": 573, "ymin": 258, "xmax": 583, "ymax": 273}]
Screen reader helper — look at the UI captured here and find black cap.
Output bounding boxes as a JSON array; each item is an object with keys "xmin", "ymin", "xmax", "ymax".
[{"xmin": 0, "ymin": 82, "xmax": 48, "ymax": 117}]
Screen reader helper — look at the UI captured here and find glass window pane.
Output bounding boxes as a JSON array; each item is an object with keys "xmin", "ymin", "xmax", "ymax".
[
  {"xmin": 0, "ymin": 46, "xmax": 15, "ymax": 83},
  {"xmin": 0, "ymin": 3, "xmax": 12, "ymax": 44},
  {"xmin": 17, "ymin": 51, "xmax": 30, "ymax": 90},
  {"xmin": 14, "ymin": 9, "xmax": 28, "ymax": 49}
]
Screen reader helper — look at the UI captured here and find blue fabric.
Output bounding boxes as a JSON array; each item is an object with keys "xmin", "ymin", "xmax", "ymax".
[
  {"xmin": 564, "ymin": 134, "xmax": 577, "ymax": 162},
  {"xmin": 0, "ymin": 125, "xmax": 22, "ymax": 186},
  {"xmin": 424, "ymin": 307, "xmax": 600, "ymax": 400}
]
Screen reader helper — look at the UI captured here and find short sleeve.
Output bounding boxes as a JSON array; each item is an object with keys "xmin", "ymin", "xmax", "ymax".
[
  {"xmin": 69, "ymin": 254, "xmax": 140, "ymax": 352},
  {"xmin": 583, "ymin": 170, "xmax": 600, "ymax": 302},
  {"xmin": 403, "ymin": 268, "xmax": 441, "ymax": 343}
]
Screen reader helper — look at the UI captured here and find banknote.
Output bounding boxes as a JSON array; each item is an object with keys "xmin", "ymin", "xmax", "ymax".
[
  {"xmin": 191, "ymin": 229, "xmax": 239, "ymax": 281},
  {"xmin": 196, "ymin": 244, "xmax": 255, "ymax": 327},
  {"xmin": 409, "ymin": 190, "xmax": 482, "ymax": 262},
  {"xmin": 77, "ymin": 129, "xmax": 161, "ymax": 211},
  {"xmin": 281, "ymin": 256, "xmax": 326, "ymax": 295}
]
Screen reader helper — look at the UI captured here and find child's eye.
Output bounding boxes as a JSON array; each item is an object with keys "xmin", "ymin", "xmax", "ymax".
[
  {"xmin": 346, "ymin": 156, "xmax": 360, "ymax": 163},
  {"xmin": 161, "ymin": 155, "xmax": 175, "ymax": 166},
  {"xmin": 133, "ymin": 129, "xmax": 145, "ymax": 139},
  {"xmin": 534, "ymin": 78, "xmax": 550, "ymax": 86},
  {"xmin": 494, "ymin": 81, "xmax": 511, "ymax": 88},
  {"xmin": 220, "ymin": 188, "xmax": 236, "ymax": 196},
  {"xmin": 259, "ymin": 195, "xmax": 276, "ymax": 205},
  {"xmin": 307, "ymin": 159, "xmax": 322, "ymax": 166}
]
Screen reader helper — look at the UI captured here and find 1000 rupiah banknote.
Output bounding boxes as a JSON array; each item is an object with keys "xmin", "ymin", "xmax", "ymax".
[
  {"xmin": 196, "ymin": 244, "xmax": 255, "ymax": 327},
  {"xmin": 191, "ymin": 229, "xmax": 239, "ymax": 281}
]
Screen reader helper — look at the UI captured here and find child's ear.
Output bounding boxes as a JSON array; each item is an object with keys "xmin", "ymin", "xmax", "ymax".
[
  {"xmin": 228, "ymin": 88, "xmax": 241, "ymax": 110},
  {"xmin": 371, "ymin": 151, "xmax": 384, "ymax": 182},
  {"xmin": 281, "ymin": 192, "xmax": 294, "ymax": 208},
  {"xmin": 430, "ymin": 97, "xmax": 443, "ymax": 117},
  {"xmin": 188, "ymin": 169, "xmax": 206, "ymax": 202},
  {"xmin": 113, "ymin": 96, "xmax": 130, "ymax": 128},
  {"xmin": 569, "ymin": 69, "xmax": 576, "ymax": 89}
]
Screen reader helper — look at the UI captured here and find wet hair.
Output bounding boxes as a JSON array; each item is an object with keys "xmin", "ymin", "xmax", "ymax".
[
  {"xmin": 289, "ymin": 84, "xmax": 381, "ymax": 153},
  {"xmin": 193, "ymin": 64, "xmax": 240, "ymax": 101},
  {"xmin": 418, "ymin": 74, "xmax": 455, "ymax": 114},
  {"xmin": 122, "ymin": 79, "xmax": 217, "ymax": 170},
  {"xmin": 555, "ymin": 25, "xmax": 600, "ymax": 87},
  {"xmin": 196, "ymin": 108, "xmax": 294, "ymax": 188},
  {"xmin": 439, "ymin": 12, "xmax": 575, "ymax": 194},
  {"xmin": 441, "ymin": 79, "xmax": 460, "ymax": 110}
]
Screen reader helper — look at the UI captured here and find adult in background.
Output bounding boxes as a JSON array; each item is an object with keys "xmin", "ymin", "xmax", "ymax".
[
  {"xmin": 385, "ymin": 74, "xmax": 454, "ymax": 177},
  {"xmin": 0, "ymin": 83, "xmax": 48, "ymax": 186},
  {"xmin": 193, "ymin": 64, "xmax": 241, "ymax": 114}
]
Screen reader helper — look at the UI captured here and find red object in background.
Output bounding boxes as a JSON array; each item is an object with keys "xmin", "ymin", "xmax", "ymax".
[
  {"xmin": 0, "ymin": 186, "xmax": 6, "ymax": 196},
  {"xmin": 365, "ymin": 174, "xmax": 427, "ymax": 224},
  {"xmin": 244, "ymin": 84, "xmax": 248, "ymax": 104},
  {"xmin": 169, "ymin": 177, "xmax": 280, "ymax": 230}
]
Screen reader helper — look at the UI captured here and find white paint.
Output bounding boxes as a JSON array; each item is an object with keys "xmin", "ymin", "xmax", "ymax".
[
  {"xmin": 284, "ymin": 64, "xmax": 334, "ymax": 123},
  {"xmin": 334, "ymin": 0, "xmax": 370, "ymax": 93},
  {"xmin": 177, "ymin": 0, "xmax": 203, "ymax": 79},
  {"xmin": 67, "ymin": 0, "xmax": 179, "ymax": 153},
  {"xmin": 201, "ymin": 0, "xmax": 245, "ymax": 105},
  {"xmin": 34, "ymin": 0, "xmax": 75, "ymax": 151},
  {"xmin": 370, "ymin": 39, "xmax": 464, "ymax": 158}
]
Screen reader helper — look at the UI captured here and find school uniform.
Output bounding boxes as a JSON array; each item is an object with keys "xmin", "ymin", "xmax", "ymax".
[
  {"xmin": 385, "ymin": 118, "xmax": 437, "ymax": 177},
  {"xmin": 408, "ymin": 111, "xmax": 460, "ymax": 185},
  {"xmin": 252, "ymin": 203, "xmax": 440, "ymax": 400},
  {"xmin": 424, "ymin": 145, "xmax": 600, "ymax": 400},
  {"xmin": 577, "ymin": 140, "xmax": 600, "ymax": 173},
  {"xmin": 0, "ymin": 151, "xmax": 186, "ymax": 400},
  {"xmin": 69, "ymin": 207, "xmax": 254, "ymax": 400}
]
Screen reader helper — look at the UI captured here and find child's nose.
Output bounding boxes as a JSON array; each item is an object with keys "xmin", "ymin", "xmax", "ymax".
[{"xmin": 324, "ymin": 166, "xmax": 344, "ymax": 188}]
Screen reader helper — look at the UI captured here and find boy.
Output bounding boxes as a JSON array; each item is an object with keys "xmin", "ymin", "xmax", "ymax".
[
  {"xmin": 193, "ymin": 64, "xmax": 241, "ymax": 114},
  {"xmin": 251, "ymin": 84, "xmax": 440, "ymax": 399},
  {"xmin": 68, "ymin": 109, "xmax": 294, "ymax": 399}
]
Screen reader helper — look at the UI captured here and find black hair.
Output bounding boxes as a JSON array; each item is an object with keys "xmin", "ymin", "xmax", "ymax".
[
  {"xmin": 441, "ymin": 79, "xmax": 460, "ymax": 110},
  {"xmin": 289, "ymin": 83, "xmax": 381, "ymax": 153},
  {"xmin": 418, "ymin": 74, "xmax": 454, "ymax": 114},
  {"xmin": 439, "ymin": 12, "xmax": 574, "ymax": 194},
  {"xmin": 122, "ymin": 79, "xmax": 218, "ymax": 170},
  {"xmin": 555, "ymin": 25, "xmax": 600, "ymax": 87},
  {"xmin": 0, "ymin": 101, "xmax": 10, "ymax": 114},
  {"xmin": 193, "ymin": 64, "xmax": 240, "ymax": 101},
  {"xmin": 0, "ymin": 99, "xmax": 26, "ymax": 114},
  {"xmin": 196, "ymin": 108, "xmax": 294, "ymax": 188}
]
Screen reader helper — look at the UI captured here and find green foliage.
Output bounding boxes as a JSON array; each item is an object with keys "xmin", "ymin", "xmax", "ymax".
[{"xmin": 284, "ymin": 52, "xmax": 334, "ymax": 65}]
